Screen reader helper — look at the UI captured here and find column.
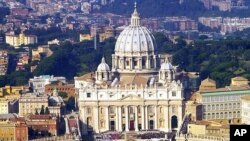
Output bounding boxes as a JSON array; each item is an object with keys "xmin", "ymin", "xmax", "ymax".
[
  {"xmin": 169, "ymin": 105, "xmax": 172, "ymax": 130},
  {"xmin": 118, "ymin": 106, "xmax": 122, "ymax": 131},
  {"xmin": 165, "ymin": 105, "xmax": 169, "ymax": 132},
  {"xmin": 94, "ymin": 106, "xmax": 99, "ymax": 133},
  {"xmin": 125, "ymin": 106, "xmax": 129, "ymax": 131},
  {"xmin": 154, "ymin": 106, "xmax": 158, "ymax": 129},
  {"xmin": 106, "ymin": 106, "xmax": 109, "ymax": 131},
  {"xmin": 141, "ymin": 106, "xmax": 145, "ymax": 130},
  {"xmin": 153, "ymin": 56, "xmax": 157, "ymax": 68},
  {"xmin": 135, "ymin": 106, "xmax": 139, "ymax": 131},
  {"xmin": 145, "ymin": 106, "xmax": 148, "ymax": 130},
  {"xmin": 178, "ymin": 105, "xmax": 182, "ymax": 129},
  {"xmin": 146, "ymin": 56, "xmax": 150, "ymax": 69},
  {"xmin": 116, "ymin": 106, "xmax": 119, "ymax": 131},
  {"xmin": 130, "ymin": 58, "xmax": 133, "ymax": 70},
  {"xmin": 139, "ymin": 57, "xmax": 142, "ymax": 70}
]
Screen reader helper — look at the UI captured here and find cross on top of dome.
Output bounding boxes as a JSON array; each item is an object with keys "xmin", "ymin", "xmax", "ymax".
[{"xmin": 131, "ymin": 2, "xmax": 140, "ymax": 26}]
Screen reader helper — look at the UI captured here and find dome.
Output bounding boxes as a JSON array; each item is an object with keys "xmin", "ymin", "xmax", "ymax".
[
  {"xmin": 160, "ymin": 62, "xmax": 173, "ymax": 70},
  {"xmin": 114, "ymin": 6, "xmax": 157, "ymax": 56},
  {"xmin": 97, "ymin": 57, "xmax": 110, "ymax": 71}
]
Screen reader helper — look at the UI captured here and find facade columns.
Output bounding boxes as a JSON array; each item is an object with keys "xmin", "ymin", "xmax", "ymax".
[
  {"xmin": 106, "ymin": 107, "xmax": 109, "ymax": 131},
  {"xmin": 145, "ymin": 106, "xmax": 148, "ymax": 130},
  {"xmin": 125, "ymin": 106, "xmax": 129, "ymax": 131},
  {"xmin": 118, "ymin": 106, "xmax": 122, "ymax": 131},
  {"xmin": 153, "ymin": 55, "xmax": 157, "ymax": 68},
  {"xmin": 130, "ymin": 58, "xmax": 133, "ymax": 70},
  {"xmin": 139, "ymin": 57, "xmax": 142, "ymax": 70},
  {"xmin": 155, "ymin": 106, "xmax": 158, "ymax": 129},
  {"xmin": 94, "ymin": 106, "xmax": 99, "ymax": 133},
  {"xmin": 165, "ymin": 105, "xmax": 169, "ymax": 131},
  {"xmin": 178, "ymin": 105, "xmax": 182, "ymax": 129},
  {"xmin": 141, "ymin": 106, "xmax": 145, "ymax": 130},
  {"xmin": 135, "ymin": 106, "xmax": 139, "ymax": 131},
  {"xmin": 116, "ymin": 106, "xmax": 119, "ymax": 131}
]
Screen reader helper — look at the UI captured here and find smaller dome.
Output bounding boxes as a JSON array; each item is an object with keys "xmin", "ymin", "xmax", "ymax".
[
  {"xmin": 160, "ymin": 61, "xmax": 173, "ymax": 70},
  {"xmin": 97, "ymin": 57, "xmax": 110, "ymax": 71}
]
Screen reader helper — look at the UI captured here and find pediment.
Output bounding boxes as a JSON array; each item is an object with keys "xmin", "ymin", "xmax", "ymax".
[{"xmin": 119, "ymin": 95, "xmax": 144, "ymax": 101}]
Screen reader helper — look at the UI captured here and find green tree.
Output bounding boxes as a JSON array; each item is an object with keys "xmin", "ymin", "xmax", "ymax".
[
  {"xmin": 66, "ymin": 97, "xmax": 75, "ymax": 112},
  {"xmin": 40, "ymin": 105, "xmax": 45, "ymax": 115},
  {"xmin": 45, "ymin": 107, "xmax": 50, "ymax": 114},
  {"xmin": 58, "ymin": 92, "xmax": 68, "ymax": 98}
]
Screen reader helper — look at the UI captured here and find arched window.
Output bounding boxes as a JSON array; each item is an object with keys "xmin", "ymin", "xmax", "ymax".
[
  {"xmin": 160, "ymin": 107, "xmax": 163, "ymax": 113},
  {"xmin": 237, "ymin": 111, "xmax": 240, "ymax": 117},
  {"xmin": 138, "ymin": 107, "xmax": 141, "ymax": 113},
  {"xmin": 203, "ymin": 114, "xmax": 206, "ymax": 119},
  {"xmin": 212, "ymin": 113, "xmax": 215, "ymax": 119},
  {"xmin": 233, "ymin": 111, "xmax": 236, "ymax": 118},
  {"xmin": 233, "ymin": 103, "xmax": 236, "ymax": 109},
  {"xmin": 207, "ymin": 113, "xmax": 211, "ymax": 119},
  {"xmin": 148, "ymin": 106, "xmax": 154, "ymax": 113},
  {"xmin": 212, "ymin": 105, "xmax": 215, "ymax": 110},
  {"xmin": 225, "ymin": 112, "xmax": 228, "ymax": 118},
  {"xmin": 129, "ymin": 106, "xmax": 133, "ymax": 113},
  {"xmin": 220, "ymin": 112, "xmax": 223, "ymax": 119},
  {"xmin": 216, "ymin": 104, "xmax": 219, "ymax": 110},
  {"xmin": 208, "ymin": 105, "xmax": 211, "ymax": 111},
  {"xmin": 109, "ymin": 106, "xmax": 115, "ymax": 114},
  {"xmin": 87, "ymin": 107, "xmax": 91, "ymax": 114},
  {"xmin": 216, "ymin": 113, "xmax": 219, "ymax": 119},
  {"xmin": 122, "ymin": 107, "xmax": 125, "ymax": 113},
  {"xmin": 220, "ymin": 104, "xmax": 223, "ymax": 110}
]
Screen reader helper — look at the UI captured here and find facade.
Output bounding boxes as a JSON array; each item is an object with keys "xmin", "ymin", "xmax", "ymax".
[
  {"xmin": 19, "ymin": 93, "xmax": 48, "ymax": 117},
  {"xmin": 75, "ymin": 6, "xmax": 184, "ymax": 135},
  {"xmin": 45, "ymin": 81, "xmax": 75, "ymax": 98},
  {"xmin": 5, "ymin": 32, "xmax": 38, "ymax": 47},
  {"xmin": 0, "ymin": 114, "xmax": 28, "ymax": 141},
  {"xmin": 199, "ymin": 77, "xmax": 250, "ymax": 120},
  {"xmin": 0, "ymin": 50, "xmax": 8, "ymax": 75},
  {"xmin": 241, "ymin": 95, "xmax": 250, "ymax": 124},
  {"xmin": 26, "ymin": 114, "xmax": 58, "ymax": 136},
  {"xmin": 19, "ymin": 92, "xmax": 64, "ymax": 117},
  {"xmin": 0, "ymin": 99, "xmax": 8, "ymax": 114},
  {"xmin": 187, "ymin": 121, "xmax": 229, "ymax": 137},
  {"xmin": 29, "ymin": 75, "xmax": 66, "ymax": 93}
]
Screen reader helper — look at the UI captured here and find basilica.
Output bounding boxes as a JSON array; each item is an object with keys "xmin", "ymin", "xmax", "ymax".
[{"xmin": 75, "ymin": 6, "xmax": 184, "ymax": 135}]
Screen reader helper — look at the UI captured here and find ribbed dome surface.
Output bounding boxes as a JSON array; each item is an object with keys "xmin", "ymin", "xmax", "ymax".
[
  {"xmin": 97, "ymin": 57, "xmax": 110, "ymax": 71},
  {"xmin": 114, "ymin": 7, "xmax": 156, "ymax": 56},
  {"xmin": 115, "ymin": 26, "xmax": 156, "ymax": 56}
]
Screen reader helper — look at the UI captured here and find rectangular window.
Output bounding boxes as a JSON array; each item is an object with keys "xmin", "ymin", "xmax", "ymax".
[
  {"xmin": 172, "ymin": 91, "xmax": 176, "ymax": 97},
  {"xmin": 87, "ymin": 93, "xmax": 91, "ymax": 98}
]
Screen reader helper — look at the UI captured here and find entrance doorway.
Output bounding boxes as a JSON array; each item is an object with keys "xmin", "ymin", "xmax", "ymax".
[
  {"xmin": 110, "ymin": 121, "xmax": 115, "ymax": 131},
  {"xmin": 149, "ymin": 120, "xmax": 154, "ymax": 129},
  {"xmin": 171, "ymin": 115, "xmax": 178, "ymax": 129},
  {"xmin": 129, "ymin": 120, "xmax": 135, "ymax": 130}
]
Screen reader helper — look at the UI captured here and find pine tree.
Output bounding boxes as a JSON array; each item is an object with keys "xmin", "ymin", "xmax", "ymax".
[
  {"xmin": 45, "ymin": 107, "xmax": 50, "ymax": 114},
  {"xmin": 40, "ymin": 105, "xmax": 45, "ymax": 115}
]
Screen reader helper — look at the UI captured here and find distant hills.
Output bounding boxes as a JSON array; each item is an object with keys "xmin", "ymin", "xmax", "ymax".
[{"xmin": 98, "ymin": 0, "xmax": 250, "ymax": 19}]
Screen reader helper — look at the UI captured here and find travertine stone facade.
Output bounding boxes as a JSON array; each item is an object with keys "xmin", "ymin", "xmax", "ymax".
[{"xmin": 75, "ymin": 5, "xmax": 184, "ymax": 134}]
